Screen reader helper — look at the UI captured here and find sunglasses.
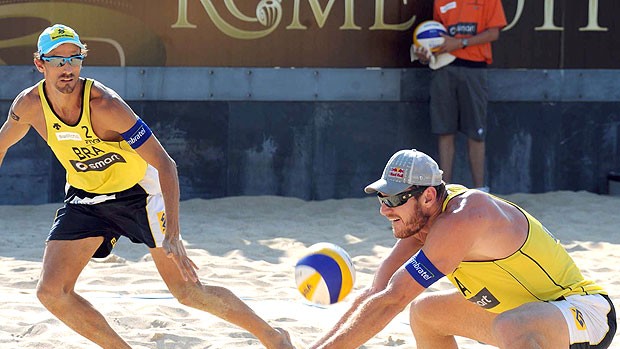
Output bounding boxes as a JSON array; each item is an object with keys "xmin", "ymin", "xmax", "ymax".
[
  {"xmin": 41, "ymin": 54, "xmax": 85, "ymax": 67},
  {"xmin": 377, "ymin": 186, "xmax": 426, "ymax": 208}
]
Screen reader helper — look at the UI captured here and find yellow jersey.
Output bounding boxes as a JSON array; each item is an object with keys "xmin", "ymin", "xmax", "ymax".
[
  {"xmin": 40, "ymin": 79, "xmax": 148, "ymax": 194},
  {"xmin": 443, "ymin": 185, "xmax": 606, "ymax": 313}
]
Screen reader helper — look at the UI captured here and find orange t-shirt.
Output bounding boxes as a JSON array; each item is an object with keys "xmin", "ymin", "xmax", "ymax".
[{"xmin": 433, "ymin": 0, "xmax": 507, "ymax": 64}]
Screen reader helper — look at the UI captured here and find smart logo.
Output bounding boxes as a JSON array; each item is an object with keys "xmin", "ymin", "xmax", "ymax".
[
  {"xmin": 448, "ymin": 22, "xmax": 477, "ymax": 36},
  {"xmin": 70, "ymin": 152, "xmax": 127, "ymax": 172}
]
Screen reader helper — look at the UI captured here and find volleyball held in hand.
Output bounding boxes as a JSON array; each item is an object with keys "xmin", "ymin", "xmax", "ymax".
[
  {"xmin": 413, "ymin": 20, "xmax": 447, "ymax": 53},
  {"xmin": 295, "ymin": 242, "xmax": 356, "ymax": 305}
]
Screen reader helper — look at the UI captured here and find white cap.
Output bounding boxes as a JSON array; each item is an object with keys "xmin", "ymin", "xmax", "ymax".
[{"xmin": 364, "ymin": 149, "xmax": 443, "ymax": 195}]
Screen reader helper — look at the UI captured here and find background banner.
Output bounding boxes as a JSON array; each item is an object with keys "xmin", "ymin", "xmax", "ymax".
[{"xmin": 0, "ymin": 0, "xmax": 616, "ymax": 68}]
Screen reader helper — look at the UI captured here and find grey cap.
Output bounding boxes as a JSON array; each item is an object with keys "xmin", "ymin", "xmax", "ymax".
[{"xmin": 364, "ymin": 149, "xmax": 443, "ymax": 195}]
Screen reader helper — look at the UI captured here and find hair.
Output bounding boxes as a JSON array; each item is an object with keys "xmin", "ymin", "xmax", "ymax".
[
  {"xmin": 411, "ymin": 182, "xmax": 446, "ymax": 199},
  {"xmin": 33, "ymin": 45, "xmax": 89, "ymax": 60},
  {"xmin": 433, "ymin": 182, "xmax": 446, "ymax": 198}
]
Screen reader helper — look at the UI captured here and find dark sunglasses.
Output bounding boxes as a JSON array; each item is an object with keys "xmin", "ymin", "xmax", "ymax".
[
  {"xmin": 41, "ymin": 54, "xmax": 85, "ymax": 67},
  {"xmin": 377, "ymin": 186, "xmax": 426, "ymax": 208}
]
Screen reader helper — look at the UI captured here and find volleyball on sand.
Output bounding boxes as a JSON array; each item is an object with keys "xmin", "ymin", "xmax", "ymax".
[
  {"xmin": 413, "ymin": 20, "xmax": 447, "ymax": 53},
  {"xmin": 295, "ymin": 242, "xmax": 356, "ymax": 305}
]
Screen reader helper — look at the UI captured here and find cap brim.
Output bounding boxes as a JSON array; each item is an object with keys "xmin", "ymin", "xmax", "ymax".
[{"xmin": 364, "ymin": 179, "xmax": 411, "ymax": 195}]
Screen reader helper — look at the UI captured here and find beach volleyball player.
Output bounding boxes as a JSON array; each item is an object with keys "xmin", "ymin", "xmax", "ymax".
[
  {"xmin": 0, "ymin": 24, "xmax": 293, "ymax": 349},
  {"xmin": 310, "ymin": 149, "xmax": 616, "ymax": 349}
]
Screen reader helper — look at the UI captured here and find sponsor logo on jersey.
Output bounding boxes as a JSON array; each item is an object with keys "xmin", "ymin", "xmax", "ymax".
[
  {"xmin": 440, "ymin": 1, "xmax": 457, "ymax": 13},
  {"xmin": 70, "ymin": 152, "xmax": 126, "ymax": 172},
  {"xmin": 469, "ymin": 287, "xmax": 500, "ymax": 309},
  {"xmin": 448, "ymin": 22, "xmax": 477, "ymax": 36},
  {"xmin": 56, "ymin": 132, "xmax": 83, "ymax": 141}
]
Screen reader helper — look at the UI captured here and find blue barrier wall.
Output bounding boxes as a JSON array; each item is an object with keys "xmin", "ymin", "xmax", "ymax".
[{"xmin": 1, "ymin": 67, "xmax": 619, "ymax": 204}]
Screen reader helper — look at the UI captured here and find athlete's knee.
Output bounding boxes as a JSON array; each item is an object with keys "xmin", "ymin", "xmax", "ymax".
[
  {"xmin": 36, "ymin": 279, "xmax": 69, "ymax": 307},
  {"xmin": 409, "ymin": 293, "xmax": 445, "ymax": 331},
  {"xmin": 492, "ymin": 312, "xmax": 543, "ymax": 348},
  {"xmin": 168, "ymin": 281, "xmax": 206, "ymax": 308}
]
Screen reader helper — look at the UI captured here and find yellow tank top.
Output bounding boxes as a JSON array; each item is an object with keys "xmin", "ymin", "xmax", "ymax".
[
  {"xmin": 40, "ymin": 79, "xmax": 148, "ymax": 194},
  {"xmin": 443, "ymin": 185, "xmax": 605, "ymax": 313}
]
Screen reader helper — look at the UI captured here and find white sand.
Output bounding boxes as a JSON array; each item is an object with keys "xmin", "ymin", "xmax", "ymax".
[{"xmin": 0, "ymin": 191, "xmax": 618, "ymax": 348}]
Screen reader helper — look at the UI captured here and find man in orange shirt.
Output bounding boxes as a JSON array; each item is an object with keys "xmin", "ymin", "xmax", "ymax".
[{"xmin": 416, "ymin": 0, "xmax": 507, "ymax": 191}]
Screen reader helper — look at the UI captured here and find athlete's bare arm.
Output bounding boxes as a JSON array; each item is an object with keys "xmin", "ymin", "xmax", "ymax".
[
  {"xmin": 0, "ymin": 87, "xmax": 45, "ymax": 167},
  {"xmin": 88, "ymin": 81, "xmax": 198, "ymax": 282}
]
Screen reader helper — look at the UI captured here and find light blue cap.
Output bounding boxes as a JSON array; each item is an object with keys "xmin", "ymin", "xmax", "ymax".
[{"xmin": 37, "ymin": 24, "xmax": 85, "ymax": 55}]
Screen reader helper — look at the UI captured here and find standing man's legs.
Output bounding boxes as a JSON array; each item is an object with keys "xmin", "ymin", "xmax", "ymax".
[
  {"xmin": 438, "ymin": 134, "xmax": 456, "ymax": 183},
  {"xmin": 468, "ymin": 138, "xmax": 485, "ymax": 188},
  {"xmin": 430, "ymin": 66, "xmax": 459, "ymax": 184},
  {"xmin": 459, "ymin": 66, "xmax": 488, "ymax": 189},
  {"xmin": 37, "ymin": 237, "xmax": 131, "ymax": 349},
  {"xmin": 150, "ymin": 247, "xmax": 292, "ymax": 349}
]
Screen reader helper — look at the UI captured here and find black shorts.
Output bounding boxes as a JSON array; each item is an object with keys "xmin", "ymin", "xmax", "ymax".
[{"xmin": 48, "ymin": 183, "xmax": 167, "ymax": 258}]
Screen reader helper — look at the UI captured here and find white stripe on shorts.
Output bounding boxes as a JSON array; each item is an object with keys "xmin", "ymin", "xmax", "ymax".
[
  {"xmin": 140, "ymin": 165, "xmax": 171, "ymax": 248},
  {"xmin": 551, "ymin": 294, "xmax": 612, "ymax": 346}
]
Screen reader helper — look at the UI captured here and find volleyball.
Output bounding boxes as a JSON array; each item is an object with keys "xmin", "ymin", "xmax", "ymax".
[
  {"xmin": 295, "ymin": 242, "xmax": 356, "ymax": 305},
  {"xmin": 413, "ymin": 20, "xmax": 447, "ymax": 53}
]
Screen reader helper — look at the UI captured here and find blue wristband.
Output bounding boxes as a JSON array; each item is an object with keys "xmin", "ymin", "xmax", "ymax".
[
  {"xmin": 121, "ymin": 118, "xmax": 153, "ymax": 149},
  {"xmin": 405, "ymin": 250, "xmax": 445, "ymax": 288}
]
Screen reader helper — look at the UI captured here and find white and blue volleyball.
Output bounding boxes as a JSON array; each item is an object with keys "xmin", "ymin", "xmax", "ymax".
[
  {"xmin": 295, "ymin": 242, "xmax": 356, "ymax": 305},
  {"xmin": 413, "ymin": 20, "xmax": 447, "ymax": 53}
]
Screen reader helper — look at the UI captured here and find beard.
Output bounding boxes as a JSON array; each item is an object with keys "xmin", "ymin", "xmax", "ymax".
[
  {"xmin": 55, "ymin": 74, "xmax": 78, "ymax": 94},
  {"xmin": 392, "ymin": 204, "xmax": 429, "ymax": 239}
]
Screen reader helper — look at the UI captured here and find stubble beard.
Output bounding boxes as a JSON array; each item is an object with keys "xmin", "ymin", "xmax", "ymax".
[{"xmin": 393, "ymin": 205, "xmax": 429, "ymax": 239}]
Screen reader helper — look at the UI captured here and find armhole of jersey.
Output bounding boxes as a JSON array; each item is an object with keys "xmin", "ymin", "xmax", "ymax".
[{"xmin": 83, "ymin": 79, "xmax": 94, "ymax": 126}]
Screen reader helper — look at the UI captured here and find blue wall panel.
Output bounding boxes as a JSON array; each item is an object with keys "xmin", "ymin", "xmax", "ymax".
[{"xmin": 1, "ymin": 67, "xmax": 619, "ymax": 204}]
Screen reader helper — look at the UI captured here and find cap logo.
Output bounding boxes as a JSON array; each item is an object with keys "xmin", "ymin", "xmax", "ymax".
[
  {"xmin": 388, "ymin": 167, "xmax": 405, "ymax": 179},
  {"xmin": 50, "ymin": 27, "xmax": 75, "ymax": 41}
]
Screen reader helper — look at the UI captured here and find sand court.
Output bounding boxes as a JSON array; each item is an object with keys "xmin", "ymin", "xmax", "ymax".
[{"xmin": 0, "ymin": 191, "xmax": 618, "ymax": 348}]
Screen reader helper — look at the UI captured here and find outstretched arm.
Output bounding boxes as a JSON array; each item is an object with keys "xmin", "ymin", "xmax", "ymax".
[
  {"xmin": 90, "ymin": 85, "xmax": 198, "ymax": 282},
  {"xmin": 134, "ymin": 134, "xmax": 199, "ymax": 283},
  {"xmin": 312, "ymin": 237, "xmax": 423, "ymax": 348},
  {"xmin": 311, "ymin": 269, "xmax": 424, "ymax": 349}
]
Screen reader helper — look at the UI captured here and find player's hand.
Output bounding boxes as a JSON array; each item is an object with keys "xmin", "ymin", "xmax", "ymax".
[{"xmin": 162, "ymin": 236, "xmax": 199, "ymax": 282}]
